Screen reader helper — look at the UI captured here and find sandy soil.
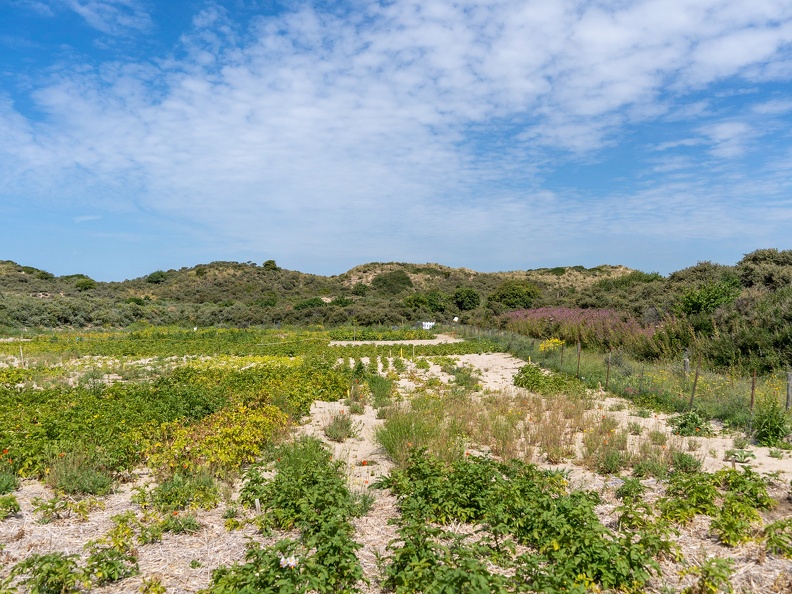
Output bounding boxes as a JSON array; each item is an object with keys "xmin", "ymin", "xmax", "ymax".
[{"xmin": 1, "ymin": 348, "xmax": 790, "ymax": 593}]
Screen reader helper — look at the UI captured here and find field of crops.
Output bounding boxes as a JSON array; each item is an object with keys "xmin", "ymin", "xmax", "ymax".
[{"xmin": 0, "ymin": 326, "xmax": 791, "ymax": 593}]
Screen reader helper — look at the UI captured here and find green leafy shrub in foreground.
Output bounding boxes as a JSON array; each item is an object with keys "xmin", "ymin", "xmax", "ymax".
[{"xmin": 377, "ymin": 449, "xmax": 665, "ymax": 592}]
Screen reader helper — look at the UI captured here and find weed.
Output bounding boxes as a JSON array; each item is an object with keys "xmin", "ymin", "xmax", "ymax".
[
  {"xmin": 732, "ymin": 435, "xmax": 749, "ymax": 449},
  {"xmin": 134, "ymin": 471, "xmax": 219, "ymax": 512},
  {"xmin": 753, "ymin": 396, "xmax": 791, "ymax": 447},
  {"xmin": 367, "ymin": 375, "xmax": 394, "ymax": 408},
  {"xmin": 162, "ymin": 512, "xmax": 201, "ymax": 534},
  {"xmin": 769, "ymin": 448, "xmax": 786, "ymax": 459},
  {"xmin": 0, "ymin": 494, "xmax": 20, "ymax": 519},
  {"xmin": 323, "ymin": 412, "xmax": 359, "ymax": 442},
  {"xmin": 671, "ymin": 452, "xmax": 702, "ymax": 474},
  {"xmin": 47, "ymin": 451, "xmax": 113, "ymax": 496},
  {"xmin": 628, "ymin": 421, "xmax": 644, "ymax": 435},
  {"xmin": 634, "ymin": 408, "xmax": 652, "ymax": 418},
  {"xmin": 648, "ymin": 430, "xmax": 668, "ymax": 446},
  {"xmin": 669, "ymin": 410, "xmax": 713, "ymax": 437},
  {"xmin": 0, "ymin": 472, "xmax": 18, "ymax": 495}
]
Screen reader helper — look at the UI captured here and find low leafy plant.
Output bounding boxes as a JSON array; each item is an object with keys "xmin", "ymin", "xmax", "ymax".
[
  {"xmin": 669, "ymin": 410, "xmax": 713, "ymax": 437},
  {"xmin": 648, "ymin": 429, "xmax": 668, "ymax": 445},
  {"xmin": 84, "ymin": 546, "xmax": 140, "ymax": 585},
  {"xmin": 724, "ymin": 449, "xmax": 756, "ymax": 464},
  {"xmin": 0, "ymin": 494, "xmax": 20, "ymax": 519},
  {"xmin": 10, "ymin": 552, "xmax": 90, "ymax": 594},
  {"xmin": 710, "ymin": 493, "xmax": 760, "ymax": 546},
  {"xmin": 680, "ymin": 556, "xmax": 734, "ymax": 594},
  {"xmin": 764, "ymin": 518, "xmax": 792, "ymax": 558},
  {"xmin": 615, "ymin": 477, "xmax": 646, "ymax": 503}
]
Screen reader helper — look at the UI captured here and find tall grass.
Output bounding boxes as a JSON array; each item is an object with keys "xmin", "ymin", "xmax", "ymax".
[{"xmin": 460, "ymin": 326, "xmax": 791, "ymax": 432}]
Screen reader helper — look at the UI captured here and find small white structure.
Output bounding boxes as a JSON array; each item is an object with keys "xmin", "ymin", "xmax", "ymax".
[{"xmin": 422, "ymin": 321, "xmax": 436, "ymax": 330}]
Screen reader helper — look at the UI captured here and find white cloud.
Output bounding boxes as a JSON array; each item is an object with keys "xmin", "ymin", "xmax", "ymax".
[
  {"xmin": 61, "ymin": 0, "xmax": 152, "ymax": 35},
  {"xmin": 698, "ymin": 121, "xmax": 756, "ymax": 157}
]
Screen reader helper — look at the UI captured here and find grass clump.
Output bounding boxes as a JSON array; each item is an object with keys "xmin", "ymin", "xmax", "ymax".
[
  {"xmin": 323, "ymin": 412, "xmax": 359, "ymax": 442},
  {"xmin": 46, "ymin": 451, "xmax": 113, "ymax": 496}
]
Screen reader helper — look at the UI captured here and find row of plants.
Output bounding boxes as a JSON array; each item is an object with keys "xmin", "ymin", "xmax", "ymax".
[
  {"xmin": 376, "ymin": 449, "xmax": 669, "ymax": 593},
  {"xmin": 202, "ymin": 437, "xmax": 367, "ymax": 593}
]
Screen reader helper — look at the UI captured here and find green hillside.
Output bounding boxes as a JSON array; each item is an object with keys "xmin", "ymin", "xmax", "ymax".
[{"xmin": 1, "ymin": 249, "xmax": 791, "ymax": 371}]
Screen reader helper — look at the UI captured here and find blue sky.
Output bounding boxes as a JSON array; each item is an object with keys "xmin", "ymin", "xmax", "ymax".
[{"xmin": 1, "ymin": 0, "xmax": 792, "ymax": 281}]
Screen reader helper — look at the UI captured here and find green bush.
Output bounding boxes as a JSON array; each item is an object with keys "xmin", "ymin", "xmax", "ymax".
[
  {"xmin": 453, "ymin": 287, "xmax": 480, "ymax": 311},
  {"xmin": 488, "ymin": 280, "xmax": 540, "ymax": 310},
  {"xmin": 146, "ymin": 270, "xmax": 168, "ymax": 284}
]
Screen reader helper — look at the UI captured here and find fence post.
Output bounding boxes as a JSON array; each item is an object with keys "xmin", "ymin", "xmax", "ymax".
[
  {"xmin": 605, "ymin": 351, "xmax": 611, "ymax": 392},
  {"xmin": 689, "ymin": 356, "xmax": 701, "ymax": 409},
  {"xmin": 749, "ymin": 370, "xmax": 757, "ymax": 434},
  {"xmin": 787, "ymin": 372, "xmax": 792, "ymax": 411},
  {"xmin": 576, "ymin": 342, "xmax": 582, "ymax": 379}
]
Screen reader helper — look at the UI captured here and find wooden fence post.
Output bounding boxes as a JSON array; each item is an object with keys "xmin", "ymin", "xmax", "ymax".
[
  {"xmin": 787, "ymin": 372, "xmax": 792, "ymax": 411},
  {"xmin": 689, "ymin": 356, "xmax": 701, "ymax": 409}
]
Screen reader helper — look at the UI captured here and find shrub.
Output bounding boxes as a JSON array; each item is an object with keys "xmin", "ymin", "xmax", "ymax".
[
  {"xmin": 488, "ymin": 280, "xmax": 540, "ymax": 309},
  {"xmin": 75, "ymin": 278, "xmax": 96, "ymax": 291},
  {"xmin": 372, "ymin": 270, "xmax": 413, "ymax": 294},
  {"xmin": 145, "ymin": 270, "xmax": 167, "ymax": 284},
  {"xmin": 453, "ymin": 287, "xmax": 480, "ymax": 311}
]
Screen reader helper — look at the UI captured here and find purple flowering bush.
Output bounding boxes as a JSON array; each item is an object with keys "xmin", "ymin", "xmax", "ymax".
[{"xmin": 503, "ymin": 307, "xmax": 659, "ymax": 355}]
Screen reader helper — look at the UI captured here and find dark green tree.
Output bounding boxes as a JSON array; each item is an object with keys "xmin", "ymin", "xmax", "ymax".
[
  {"xmin": 453, "ymin": 287, "xmax": 480, "ymax": 311},
  {"xmin": 488, "ymin": 280, "xmax": 540, "ymax": 309}
]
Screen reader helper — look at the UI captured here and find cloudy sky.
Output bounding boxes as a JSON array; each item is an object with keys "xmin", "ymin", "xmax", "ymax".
[{"xmin": 1, "ymin": 0, "xmax": 792, "ymax": 281}]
